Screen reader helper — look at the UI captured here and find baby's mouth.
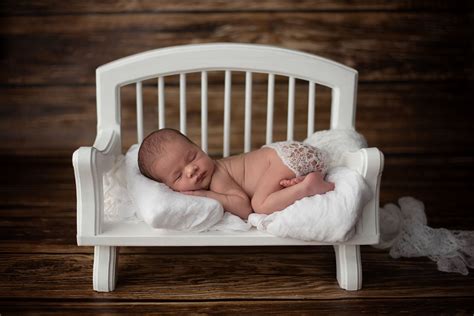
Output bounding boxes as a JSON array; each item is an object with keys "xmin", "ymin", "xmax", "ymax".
[{"xmin": 197, "ymin": 171, "xmax": 206, "ymax": 183}]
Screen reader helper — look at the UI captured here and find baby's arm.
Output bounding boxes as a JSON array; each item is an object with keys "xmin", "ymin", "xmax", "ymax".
[
  {"xmin": 184, "ymin": 188, "xmax": 252, "ymax": 219},
  {"xmin": 183, "ymin": 167, "xmax": 252, "ymax": 219}
]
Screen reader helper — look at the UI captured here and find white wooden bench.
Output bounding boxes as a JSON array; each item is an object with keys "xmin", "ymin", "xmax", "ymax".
[{"xmin": 73, "ymin": 43, "xmax": 384, "ymax": 292}]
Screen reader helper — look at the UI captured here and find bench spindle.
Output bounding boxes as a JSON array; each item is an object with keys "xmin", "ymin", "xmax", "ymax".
[
  {"xmin": 136, "ymin": 81, "xmax": 144, "ymax": 143},
  {"xmin": 180, "ymin": 73, "xmax": 187, "ymax": 135},
  {"xmin": 244, "ymin": 71, "xmax": 253, "ymax": 153},
  {"xmin": 158, "ymin": 77, "xmax": 165, "ymax": 129},
  {"xmin": 287, "ymin": 76, "xmax": 295, "ymax": 141},
  {"xmin": 266, "ymin": 73, "xmax": 275, "ymax": 145},
  {"xmin": 201, "ymin": 71, "xmax": 208, "ymax": 153},
  {"xmin": 224, "ymin": 70, "xmax": 232, "ymax": 157},
  {"xmin": 307, "ymin": 81, "xmax": 316, "ymax": 138}
]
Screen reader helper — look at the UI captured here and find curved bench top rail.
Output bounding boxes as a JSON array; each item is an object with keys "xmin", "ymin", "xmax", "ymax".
[{"xmin": 97, "ymin": 43, "xmax": 357, "ymax": 88}]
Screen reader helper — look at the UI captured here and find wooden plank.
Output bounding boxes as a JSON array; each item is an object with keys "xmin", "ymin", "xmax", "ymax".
[
  {"xmin": 0, "ymin": 156, "xmax": 75, "ymax": 185},
  {"xmin": 1, "ymin": 12, "xmax": 471, "ymax": 84},
  {"xmin": 1, "ymin": 0, "xmax": 470, "ymax": 15},
  {"xmin": 0, "ymin": 82, "xmax": 471, "ymax": 156},
  {"xmin": 0, "ymin": 252, "xmax": 473, "ymax": 299},
  {"xmin": 1, "ymin": 298, "xmax": 473, "ymax": 315}
]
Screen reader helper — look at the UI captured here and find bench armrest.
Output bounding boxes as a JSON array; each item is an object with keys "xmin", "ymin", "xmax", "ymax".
[
  {"xmin": 73, "ymin": 129, "xmax": 120, "ymax": 245},
  {"xmin": 342, "ymin": 147, "xmax": 384, "ymax": 244}
]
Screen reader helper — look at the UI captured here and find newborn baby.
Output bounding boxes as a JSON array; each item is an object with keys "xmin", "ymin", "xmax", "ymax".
[{"xmin": 138, "ymin": 128, "xmax": 335, "ymax": 219}]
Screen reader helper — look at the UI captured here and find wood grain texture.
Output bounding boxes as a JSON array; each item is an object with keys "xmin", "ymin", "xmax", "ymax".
[
  {"xmin": 1, "ymin": 299, "xmax": 473, "ymax": 315},
  {"xmin": 1, "ymin": 12, "xmax": 471, "ymax": 84},
  {"xmin": 1, "ymin": 251, "xmax": 474, "ymax": 300},
  {"xmin": 1, "ymin": 0, "xmax": 471, "ymax": 15},
  {"xmin": 0, "ymin": 82, "xmax": 472, "ymax": 156}
]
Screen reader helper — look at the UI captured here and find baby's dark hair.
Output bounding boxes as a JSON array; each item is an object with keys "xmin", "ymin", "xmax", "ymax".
[{"xmin": 138, "ymin": 128, "xmax": 194, "ymax": 181}]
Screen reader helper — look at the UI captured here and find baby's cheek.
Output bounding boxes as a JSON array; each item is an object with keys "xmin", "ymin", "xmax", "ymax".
[{"xmin": 169, "ymin": 183, "xmax": 181, "ymax": 192}]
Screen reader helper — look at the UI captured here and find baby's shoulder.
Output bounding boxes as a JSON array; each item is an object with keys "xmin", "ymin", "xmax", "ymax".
[{"xmin": 209, "ymin": 161, "xmax": 238, "ymax": 190}]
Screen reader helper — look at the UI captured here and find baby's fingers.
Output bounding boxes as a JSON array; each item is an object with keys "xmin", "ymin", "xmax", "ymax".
[
  {"xmin": 183, "ymin": 190, "xmax": 209, "ymax": 197},
  {"xmin": 182, "ymin": 191, "xmax": 197, "ymax": 195},
  {"xmin": 280, "ymin": 177, "xmax": 303, "ymax": 187}
]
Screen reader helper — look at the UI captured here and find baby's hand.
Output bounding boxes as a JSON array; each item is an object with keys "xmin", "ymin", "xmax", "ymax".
[
  {"xmin": 280, "ymin": 175, "xmax": 306, "ymax": 188},
  {"xmin": 182, "ymin": 190, "xmax": 210, "ymax": 197}
]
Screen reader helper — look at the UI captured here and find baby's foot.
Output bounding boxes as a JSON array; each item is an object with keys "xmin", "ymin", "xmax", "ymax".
[
  {"xmin": 302, "ymin": 171, "xmax": 335, "ymax": 196},
  {"xmin": 280, "ymin": 175, "xmax": 306, "ymax": 188}
]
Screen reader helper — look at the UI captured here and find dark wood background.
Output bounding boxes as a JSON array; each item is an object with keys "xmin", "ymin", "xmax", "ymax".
[
  {"xmin": 1, "ymin": 0, "xmax": 473, "ymax": 157},
  {"xmin": 1, "ymin": 1, "xmax": 474, "ymax": 314}
]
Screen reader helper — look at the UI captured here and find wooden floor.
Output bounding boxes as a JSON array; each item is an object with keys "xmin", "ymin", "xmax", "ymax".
[{"xmin": 0, "ymin": 155, "xmax": 473, "ymax": 315}]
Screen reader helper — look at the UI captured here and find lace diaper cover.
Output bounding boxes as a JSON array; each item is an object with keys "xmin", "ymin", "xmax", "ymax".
[{"xmin": 263, "ymin": 141, "xmax": 329, "ymax": 177}]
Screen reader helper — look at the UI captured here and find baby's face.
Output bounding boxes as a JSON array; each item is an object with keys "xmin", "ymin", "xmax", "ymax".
[{"xmin": 151, "ymin": 138, "xmax": 215, "ymax": 192}]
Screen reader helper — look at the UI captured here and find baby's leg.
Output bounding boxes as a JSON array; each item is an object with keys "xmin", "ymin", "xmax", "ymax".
[
  {"xmin": 251, "ymin": 164, "xmax": 304, "ymax": 215},
  {"xmin": 252, "ymin": 166, "xmax": 333, "ymax": 215}
]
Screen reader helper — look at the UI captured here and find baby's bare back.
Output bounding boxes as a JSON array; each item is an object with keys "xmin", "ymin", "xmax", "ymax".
[{"xmin": 215, "ymin": 148, "xmax": 295, "ymax": 198}]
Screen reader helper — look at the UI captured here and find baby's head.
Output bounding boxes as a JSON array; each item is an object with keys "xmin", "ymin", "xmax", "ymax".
[{"xmin": 138, "ymin": 128, "xmax": 215, "ymax": 192}]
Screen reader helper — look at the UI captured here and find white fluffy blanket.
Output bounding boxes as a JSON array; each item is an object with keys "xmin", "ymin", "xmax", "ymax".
[
  {"xmin": 248, "ymin": 167, "xmax": 371, "ymax": 242},
  {"xmin": 248, "ymin": 129, "xmax": 371, "ymax": 242},
  {"xmin": 103, "ymin": 129, "xmax": 372, "ymax": 242}
]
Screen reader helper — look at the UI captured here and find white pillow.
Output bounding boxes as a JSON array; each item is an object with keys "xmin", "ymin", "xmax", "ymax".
[{"xmin": 125, "ymin": 144, "xmax": 224, "ymax": 231}]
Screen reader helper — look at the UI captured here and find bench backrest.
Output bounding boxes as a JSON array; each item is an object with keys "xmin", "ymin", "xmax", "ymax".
[{"xmin": 95, "ymin": 43, "xmax": 358, "ymax": 156}]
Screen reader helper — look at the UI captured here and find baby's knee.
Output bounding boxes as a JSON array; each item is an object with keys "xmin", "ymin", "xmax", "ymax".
[{"xmin": 251, "ymin": 198, "xmax": 272, "ymax": 215}]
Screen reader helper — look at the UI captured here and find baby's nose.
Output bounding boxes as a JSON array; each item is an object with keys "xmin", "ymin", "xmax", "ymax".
[{"xmin": 186, "ymin": 164, "xmax": 198, "ymax": 177}]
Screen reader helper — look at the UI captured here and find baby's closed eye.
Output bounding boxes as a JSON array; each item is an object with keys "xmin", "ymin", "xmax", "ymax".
[{"xmin": 187, "ymin": 151, "xmax": 196, "ymax": 162}]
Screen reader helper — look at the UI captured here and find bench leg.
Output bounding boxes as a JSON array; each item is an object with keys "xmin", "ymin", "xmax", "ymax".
[
  {"xmin": 93, "ymin": 246, "xmax": 119, "ymax": 292},
  {"xmin": 333, "ymin": 244, "xmax": 362, "ymax": 291}
]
